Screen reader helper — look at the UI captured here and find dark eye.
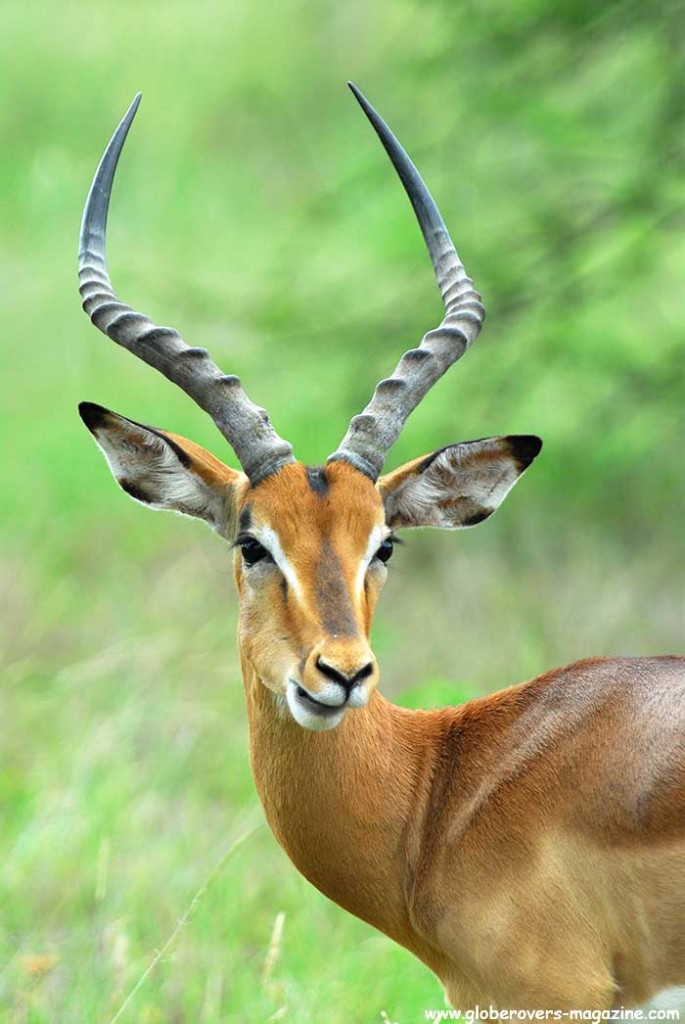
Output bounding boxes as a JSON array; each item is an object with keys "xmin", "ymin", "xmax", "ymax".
[
  {"xmin": 238, "ymin": 537, "xmax": 270, "ymax": 566},
  {"xmin": 375, "ymin": 537, "xmax": 395, "ymax": 564}
]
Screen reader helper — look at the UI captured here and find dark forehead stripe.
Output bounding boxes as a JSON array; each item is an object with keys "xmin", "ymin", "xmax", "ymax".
[
  {"xmin": 315, "ymin": 540, "xmax": 357, "ymax": 637},
  {"xmin": 239, "ymin": 504, "xmax": 252, "ymax": 532},
  {"xmin": 306, "ymin": 466, "xmax": 329, "ymax": 497}
]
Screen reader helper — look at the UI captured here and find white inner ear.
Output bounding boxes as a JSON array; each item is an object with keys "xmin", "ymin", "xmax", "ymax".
[
  {"xmin": 383, "ymin": 439, "xmax": 528, "ymax": 530},
  {"xmin": 384, "ymin": 468, "xmax": 441, "ymax": 527},
  {"xmin": 91, "ymin": 422, "xmax": 219, "ymax": 523}
]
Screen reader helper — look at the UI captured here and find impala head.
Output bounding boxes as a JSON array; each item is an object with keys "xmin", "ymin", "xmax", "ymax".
[{"xmin": 78, "ymin": 85, "xmax": 542, "ymax": 731}]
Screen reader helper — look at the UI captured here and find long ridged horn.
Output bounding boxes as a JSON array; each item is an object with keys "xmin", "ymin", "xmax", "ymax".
[
  {"xmin": 328, "ymin": 83, "xmax": 485, "ymax": 481},
  {"xmin": 78, "ymin": 94, "xmax": 294, "ymax": 486}
]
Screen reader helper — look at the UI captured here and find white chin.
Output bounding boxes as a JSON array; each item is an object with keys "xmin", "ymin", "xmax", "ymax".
[{"xmin": 286, "ymin": 681, "xmax": 348, "ymax": 732}]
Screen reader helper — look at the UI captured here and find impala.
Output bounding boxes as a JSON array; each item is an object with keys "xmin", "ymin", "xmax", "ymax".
[{"xmin": 78, "ymin": 85, "xmax": 685, "ymax": 1011}]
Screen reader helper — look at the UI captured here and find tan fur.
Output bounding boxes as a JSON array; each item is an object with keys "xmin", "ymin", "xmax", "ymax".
[{"xmin": 86, "ymin": 421, "xmax": 685, "ymax": 1011}]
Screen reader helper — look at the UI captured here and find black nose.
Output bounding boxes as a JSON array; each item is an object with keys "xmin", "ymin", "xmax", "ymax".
[{"xmin": 316, "ymin": 657, "xmax": 374, "ymax": 691}]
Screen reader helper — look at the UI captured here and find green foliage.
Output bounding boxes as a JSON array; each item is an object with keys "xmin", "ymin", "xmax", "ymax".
[{"xmin": 2, "ymin": 1, "xmax": 684, "ymax": 1020}]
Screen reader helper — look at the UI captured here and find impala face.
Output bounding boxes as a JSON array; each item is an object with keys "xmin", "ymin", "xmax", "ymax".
[{"xmin": 234, "ymin": 461, "xmax": 387, "ymax": 730}]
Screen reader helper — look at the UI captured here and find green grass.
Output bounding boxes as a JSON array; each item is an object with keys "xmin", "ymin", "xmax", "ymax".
[{"xmin": 2, "ymin": 1, "xmax": 684, "ymax": 1020}]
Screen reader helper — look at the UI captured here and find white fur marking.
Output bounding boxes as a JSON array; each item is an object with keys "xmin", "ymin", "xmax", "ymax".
[
  {"xmin": 355, "ymin": 525, "xmax": 383, "ymax": 596},
  {"xmin": 256, "ymin": 525, "xmax": 303, "ymax": 600},
  {"xmin": 286, "ymin": 680, "xmax": 347, "ymax": 732}
]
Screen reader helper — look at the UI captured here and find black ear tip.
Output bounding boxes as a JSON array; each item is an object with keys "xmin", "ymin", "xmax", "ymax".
[
  {"xmin": 78, "ymin": 401, "xmax": 110, "ymax": 431},
  {"xmin": 508, "ymin": 434, "xmax": 543, "ymax": 470}
]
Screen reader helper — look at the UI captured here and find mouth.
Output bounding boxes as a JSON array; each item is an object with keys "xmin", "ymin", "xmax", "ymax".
[
  {"xmin": 286, "ymin": 680, "xmax": 349, "ymax": 732},
  {"xmin": 296, "ymin": 685, "xmax": 337, "ymax": 711}
]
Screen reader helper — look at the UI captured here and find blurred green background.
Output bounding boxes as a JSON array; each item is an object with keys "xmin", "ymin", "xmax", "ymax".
[{"xmin": 2, "ymin": 1, "xmax": 684, "ymax": 1020}]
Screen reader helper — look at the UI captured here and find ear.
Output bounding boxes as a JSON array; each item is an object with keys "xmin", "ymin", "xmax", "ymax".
[
  {"xmin": 378, "ymin": 436, "xmax": 542, "ymax": 530},
  {"xmin": 79, "ymin": 402, "xmax": 245, "ymax": 539}
]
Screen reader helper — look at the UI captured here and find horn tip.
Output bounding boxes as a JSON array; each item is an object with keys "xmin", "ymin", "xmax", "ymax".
[
  {"xmin": 125, "ymin": 92, "xmax": 143, "ymax": 123},
  {"xmin": 347, "ymin": 81, "xmax": 369, "ymax": 110}
]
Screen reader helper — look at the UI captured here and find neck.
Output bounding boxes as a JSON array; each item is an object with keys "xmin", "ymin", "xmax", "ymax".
[{"xmin": 241, "ymin": 658, "xmax": 444, "ymax": 956}]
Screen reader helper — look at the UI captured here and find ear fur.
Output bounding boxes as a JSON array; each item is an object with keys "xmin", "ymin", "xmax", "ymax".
[
  {"xmin": 378, "ymin": 436, "xmax": 542, "ymax": 530},
  {"xmin": 79, "ymin": 402, "xmax": 245, "ymax": 539}
]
